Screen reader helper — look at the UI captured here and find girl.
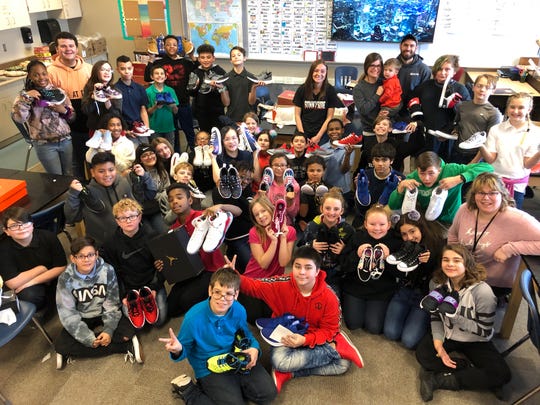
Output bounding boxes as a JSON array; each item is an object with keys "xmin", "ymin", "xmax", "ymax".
[
  {"xmin": 341, "ymin": 204, "xmax": 402, "ymax": 334},
  {"xmin": 211, "ymin": 126, "xmax": 254, "ymax": 185},
  {"xmin": 82, "ymin": 60, "xmax": 123, "ymax": 132},
  {"xmin": 383, "ymin": 215, "xmax": 445, "ymax": 349},
  {"xmin": 12, "ymin": 60, "xmax": 73, "ymax": 175},
  {"xmin": 301, "ymin": 187, "xmax": 355, "ymax": 296},
  {"xmin": 86, "ymin": 112, "xmax": 135, "ymax": 175},
  {"xmin": 293, "ymin": 59, "xmax": 342, "ymax": 145},
  {"xmin": 252, "ymin": 130, "xmax": 274, "ymax": 192},
  {"xmin": 478, "ymin": 92, "xmax": 540, "ymax": 209},
  {"xmin": 415, "ymin": 244, "xmax": 511, "ymax": 402},
  {"xmin": 243, "ymin": 111, "xmax": 261, "ymax": 136}
]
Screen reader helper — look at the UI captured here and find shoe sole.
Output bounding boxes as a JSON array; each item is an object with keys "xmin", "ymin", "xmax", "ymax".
[
  {"xmin": 132, "ymin": 335, "xmax": 144, "ymax": 364},
  {"xmin": 459, "ymin": 140, "xmax": 485, "ymax": 149},
  {"xmin": 247, "ymin": 77, "xmax": 272, "ymax": 84},
  {"xmin": 332, "ymin": 140, "xmax": 362, "ymax": 148}
]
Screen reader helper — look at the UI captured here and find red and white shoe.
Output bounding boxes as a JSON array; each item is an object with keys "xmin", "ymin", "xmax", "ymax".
[
  {"xmin": 332, "ymin": 133, "xmax": 363, "ymax": 148},
  {"xmin": 334, "ymin": 331, "xmax": 364, "ymax": 368},
  {"xmin": 126, "ymin": 290, "xmax": 145, "ymax": 329},
  {"xmin": 187, "ymin": 215, "xmax": 210, "ymax": 254},
  {"xmin": 132, "ymin": 121, "xmax": 155, "ymax": 137},
  {"xmin": 202, "ymin": 210, "xmax": 233, "ymax": 252},
  {"xmin": 272, "ymin": 368, "xmax": 293, "ymax": 393},
  {"xmin": 272, "ymin": 199, "xmax": 287, "ymax": 235},
  {"xmin": 139, "ymin": 286, "xmax": 159, "ymax": 325}
]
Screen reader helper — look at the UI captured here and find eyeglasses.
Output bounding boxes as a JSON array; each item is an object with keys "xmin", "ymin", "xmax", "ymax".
[
  {"xmin": 100, "ymin": 68, "xmax": 113, "ymax": 73},
  {"xmin": 5, "ymin": 221, "xmax": 32, "ymax": 231},
  {"xmin": 116, "ymin": 214, "xmax": 141, "ymax": 223},
  {"xmin": 74, "ymin": 252, "xmax": 97, "ymax": 260},
  {"xmin": 476, "ymin": 191, "xmax": 500, "ymax": 197},
  {"xmin": 211, "ymin": 289, "xmax": 236, "ymax": 301},
  {"xmin": 140, "ymin": 152, "xmax": 155, "ymax": 159},
  {"xmin": 271, "ymin": 163, "xmax": 287, "ymax": 168}
]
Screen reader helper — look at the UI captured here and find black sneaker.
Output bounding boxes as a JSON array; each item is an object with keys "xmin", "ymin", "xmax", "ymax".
[
  {"xmin": 386, "ymin": 241, "xmax": 416, "ymax": 265},
  {"xmin": 39, "ymin": 88, "xmax": 66, "ymax": 105},
  {"xmin": 218, "ymin": 164, "xmax": 232, "ymax": 198},
  {"xmin": 327, "ymin": 227, "xmax": 340, "ymax": 245},
  {"xmin": 228, "ymin": 165, "xmax": 242, "ymax": 199},
  {"xmin": 248, "ymin": 71, "xmax": 272, "ymax": 84},
  {"xmin": 232, "ymin": 328, "xmax": 251, "ymax": 352},
  {"xmin": 316, "ymin": 227, "xmax": 329, "ymax": 244},
  {"xmin": 171, "ymin": 374, "xmax": 194, "ymax": 399},
  {"xmin": 396, "ymin": 243, "xmax": 426, "ymax": 272}
]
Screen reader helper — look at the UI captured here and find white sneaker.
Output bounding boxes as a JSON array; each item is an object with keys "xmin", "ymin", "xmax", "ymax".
[
  {"xmin": 202, "ymin": 145, "xmax": 212, "ymax": 166},
  {"xmin": 189, "ymin": 181, "xmax": 206, "ymax": 199},
  {"xmin": 202, "ymin": 211, "xmax": 233, "ymax": 252},
  {"xmin": 170, "ymin": 153, "xmax": 180, "ymax": 177},
  {"xmin": 193, "ymin": 146, "xmax": 204, "ymax": 166},
  {"xmin": 459, "ymin": 131, "xmax": 487, "ymax": 150},
  {"xmin": 401, "ymin": 187, "xmax": 418, "ymax": 214},
  {"xmin": 101, "ymin": 130, "xmax": 113, "ymax": 151},
  {"xmin": 130, "ymin": 335, "xmax": 144, "ymax": 364},
  {"xmin": 187, "ymin": 215, "xmax": 210, "ymax": 254},
  {"xmin": 86, "ymin": 131, "xmax": 103, "ymax": 149},
  {"xmin": 427, "ymin": 129, "xmax": 458, "ymax": 140},
  {"xmin": 425, "ymin": 187, "xmax": 448, "ymax": 221}
]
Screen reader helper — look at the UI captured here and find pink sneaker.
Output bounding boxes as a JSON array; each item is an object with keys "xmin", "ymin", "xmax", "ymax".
[{"xmin": 271, "ymin": 199, "xmax": 286, "ymax": 234}]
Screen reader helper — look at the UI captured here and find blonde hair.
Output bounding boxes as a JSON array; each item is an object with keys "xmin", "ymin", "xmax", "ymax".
[
  {"xmin": 320, "ymin": 187, "xmax": 345, "ymax": 210},
  {"xmin": 112, "ymin": 198, "xmax": 142, "ymax": 217},
  {"xmin": 249, "ymin": 195, "xmax": 275, "ymax": 245}
]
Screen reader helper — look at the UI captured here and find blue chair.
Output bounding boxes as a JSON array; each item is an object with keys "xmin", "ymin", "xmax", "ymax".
[
  {"xmin": 334, "ymin": 66, "xmax": 359, "ymax": 94},
  {"xmin": 30, "ymin": 200, "xmax": 72, "ymax": 243},
  {"xmin": 10, "ymin": 112, "xmax": 33, "ymax": 171}
]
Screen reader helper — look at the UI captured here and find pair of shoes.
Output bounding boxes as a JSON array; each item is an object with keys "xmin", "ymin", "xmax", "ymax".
[
  {"xmin": 300, "ymin": 182, "xmax": 328, "ymax": 197},
  {"xmin": 86, "ymin": 130, "xmax": 112, "ymax": 151},
  {"xmin": 207, "ymin": 352, "xmax": 251, "ymax": 374},
  {"xmin": 459, "ymin": 131, "xmax": 487, "ymax": 149},
  {"xmin": 259, "ymin": 167, "xmax": 274, "ymax": 192},
  {"xmin": 210, "ymin": 127, "xmax": 222, "ymax": 155},
  {"xmin": 187, "ymin": 210, "xmax": 233, "ymax": 254},
  {"xmin": 420, "ymin": 287, "xmax": 459, "ymax": 316},
  {"xmin": 126, "ymin": 286, "xmax": 159, "ymax": 328},
  {"xmin": 427, "ymin": 129, "xmax": 458, "ymax": 141},
  {"xmin": 126, "ymin": 335, "xmax": 144, "ymax": 364},
  {"xmin": 425, "ymin": 187, "xmax": 448, "ymax": 221},
  {"xmin": 271, "ymin": 198, "xmax": 287, "ymax": 235},
  {"xmin": 218, "ymin": 164, "xmax": 242, "ymax": 199},
  {"xmin": 378, "ymin": 171, "xmax": 400, "ymax": 205},
  {"xmin": 104, "ymin": 86, "xmax": 122, "ymax": 99},
  {"xmin": 155, "ymin": 92, "xmax": 176, "ymax": 105},
  {"xmin": 272, "ymin": 368, "xmax": 293, "ymax": 393},
  {"xmin": 171, "ymin": 374, "xmax": 195, "ymax": 399},
  {"xmin": 387, "ymin": 241, "xmax": 427, "ymax": 272},
  {"xmin": 169, "ymin": 152, "xmax": 189, "ymax": 176},
  {"xmin": 38, "ymin": 88, "xmax": 66, "ymax": 105},
  {"xmin": 248, "ymin": 71, "xmax": 272, "ymax": 84},
  {"xmin": 332, "ymin": 133, "xmax": 363, "ymax": 148},
  {"xmin": 188, "ymin": 180, "xmax": 206, "ymax": 199},
  {"xmin": 237, "ymin": 123, "xmax": 260, "ymax": 152},
  {"xmin": 132, "ymin": 121, "xmax": 154, "ymax": 137},
  {"xmin": 355, "ymin": 169, "xmax": 371, "ymax": 206},
  {"xmin": 333, "ymin": 331, "xmax": 364, "ymax": 368},
  {"xmin": 357, "ymin": 245, "xmax": 384, "ymax": 281},
  {"xmin": 193, "ymin": 145, "xmax": 212, "ymax": 167}
]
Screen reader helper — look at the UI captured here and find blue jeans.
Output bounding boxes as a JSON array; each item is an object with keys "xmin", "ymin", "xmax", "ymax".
[
  {"xmin": 432, "ymin": 138, "xmax": 453, "ymax": 161},
  {"xmin": 122, "ymin": 287, "xmax": 168, "ymax": 327},
  {"xmin": 34, "ymin": 138, "xmax": 73, "ymax": 175},
  {"xmin": 176, "ymin": 105, "xmax": 196, "ymax": 151},
  {"xmin": 514, "ymin": 190, "xmax": 524, "ymax": 209},
  {"xmin": 341, "ymin": 292, "xmax": 388, "ymax": 334},
  {"xmin": 271, "ymin": 343, "xmax": 350, "ymax": 377},
  {"xmin": 383, "ymin": 287, "xmax": 429, "ymax": 349},
  {"xmin": 225, "ymin": 236, "xmax": 250, "ymax": 273}
]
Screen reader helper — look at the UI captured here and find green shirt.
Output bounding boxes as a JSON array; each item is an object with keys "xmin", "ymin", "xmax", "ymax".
[{"xmin": 146, "ymin": 84, "xmax": 179, "ymax": 133}]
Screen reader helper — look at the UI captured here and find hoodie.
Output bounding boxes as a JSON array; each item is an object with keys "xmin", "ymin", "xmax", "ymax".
[{"xmin": 396, "ymin": 53, "xmax": 432, "ymax": 105}]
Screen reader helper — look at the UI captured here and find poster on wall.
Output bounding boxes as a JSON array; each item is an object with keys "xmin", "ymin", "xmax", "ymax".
[
  {"xmin": 119, "ymin": 0, "xmax": 171, "ymax": 39},
  {"xmin": 185, "ymin": 0, "xmax": 242, "ymax": 57}
]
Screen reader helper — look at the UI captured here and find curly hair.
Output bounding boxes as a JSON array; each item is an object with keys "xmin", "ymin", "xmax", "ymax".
[{"xmin": 432, "ymin": 244, "xmax": 487, "ymax": 288}]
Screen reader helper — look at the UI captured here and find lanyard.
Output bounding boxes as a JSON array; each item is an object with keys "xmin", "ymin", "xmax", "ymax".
[{"xmin": 472, "ymin": 209, "xmax": 499, "ymax": 252}]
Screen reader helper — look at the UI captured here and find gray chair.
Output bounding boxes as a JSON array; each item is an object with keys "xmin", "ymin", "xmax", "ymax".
[{"xmin": 10, "ymin": 112, "xmax": 33, "ymax": 171}]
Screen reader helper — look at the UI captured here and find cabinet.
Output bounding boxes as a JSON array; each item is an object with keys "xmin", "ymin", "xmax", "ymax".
[
  {"xmin": 0, "ymin": 1, "xmax": 31, "ymax": 30},
  {"xmin": 57, "ymin": 0, "xmax": 81, "ymax": 19},
  {"xmin": 26, "ymin": 0, "xmax": 62, "ymax": 13},
  {"xmin": 0, "ymin": 77, "xmax": 26, "ymax": 145}
]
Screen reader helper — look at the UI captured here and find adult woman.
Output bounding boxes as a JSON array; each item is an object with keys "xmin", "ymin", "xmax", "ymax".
[
  {"xmin": 293, "ymin": 59, "xmax": 342, "ymax": 145},
  {"xmin": 353, "ymin": 52, "xmax": 384, "ymax": 151},
  {"xmin": 478, "ymin": 92, "xmax": 540, "ymax": 208},
  {"xmin": 448, "ymin": 172, "xmax": 540, "ymax": 293},
  {"xmin": 415, "ymin": 244, "xmax": 511, "ymax": 402}
]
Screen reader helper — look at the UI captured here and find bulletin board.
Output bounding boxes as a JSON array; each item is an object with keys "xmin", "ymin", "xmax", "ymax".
[{"xmin": 119, "ymin": 0, "xmax": 172, "ymax": 40}]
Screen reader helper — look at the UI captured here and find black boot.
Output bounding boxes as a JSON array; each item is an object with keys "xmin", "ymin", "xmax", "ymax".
[{"xmin": 420, "ymin": 370, "xmax": 460, "ymax": 402}]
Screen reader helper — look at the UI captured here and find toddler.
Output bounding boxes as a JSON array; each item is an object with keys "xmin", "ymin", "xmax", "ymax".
[{"xmin": 379, "ymin": 58, "xmax": 403, "ymax": 119}]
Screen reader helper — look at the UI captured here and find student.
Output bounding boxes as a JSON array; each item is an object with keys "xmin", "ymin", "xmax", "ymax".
[
  {"xmin": 211, "ymin": 126, "xmax": 254, "ymax": 185},
  {"xmin": 55, "ymin": 236, "xmax": 142, "ymax": 369},
  {"xmin": 48, "ymin": 31, "xmax": 93, "ymax": 179},
  {"xmin": 293, "ymin": 59, "xmax": 342, "ymax": 145},
  {"xmin": 379, "ymin": 58, "xmax": 403, "ymax": 119},
  {"xmin": 287, "ymin": 132, "xmax": 310, "ymax": 185},
  {"xmin": 298, "ymin": 155, "xmax": 329, "ymax": 230},
  {"xmin": 115, "ymin": 55, "xmax": 152, "ymax": 146},
  {"xmin": 301, "ymin": 188, "xmax": 355, "ymax": 296},
  {"xmin": 415, "ymin": 244, "xmax": 511, "ymax": 402},
  {"xmin": 387, "ymin": 151, "xmax": 493, "ymax": 227},
  {"xmin": 239, "ymin": 246, "xmax": 364, "ymax": 393},
  {"xmin": 242, "ymin": 112, "xmax": 261, "ymax": 136},
  {"xmin": 146, "ymin": 65, "xmax": 179, "ymax": 148},
  {"xmin": 151, "ymin": 136, "xmax": 176, "ymax": 175},
  {"xmin": 64, "ymin": 151, "xmax": 134, "ymax": 246},
  {"xmin": 0, "ymin": 207, "xmax": 67, "ymax": 312},
  {"xmin": 188, "ymin": 131, "xmax": 215, "ymax": 203},
  {"xmin": 172, "ymin": 161, "xmax": 204, "ymax": 210},
  {"xmin": 159, "ymin": 267, "xmax": 277, "ymax": 404},
  {"xmin": 12, "ymin": 60, "xmax": 74, "ymax": 175},
  {"xmin": 340, "ymin": 204, "xmax": 402, "ymax": 334},
  {"xmin": 252, "ymin": 130, "xmax": 273, "ymax": 192},
  {"xmin": 190, "ymin": 43, "xmax": 229, "ymax": 132},
  {"xmin": 100, "ymin": 198, "xmax": 167, "ymax": 328}
]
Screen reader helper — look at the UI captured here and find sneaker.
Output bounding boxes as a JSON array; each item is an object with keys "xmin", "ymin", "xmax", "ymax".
[
  {"xmin": 210, "ymin": 127, "xmax": 222, "ymax": 155},
  {"xmin": 139, "ymin": 286, "xmax": 159, "ymax": 325},
  {"xmin": 103, "ymin": 86, "xmax": 122, "ymax": 99},
  {"xmin": 427, "ymin": 129, "xmax": 458, "ymax": 140},
  {"xmin": 162, "ymin": 92, "xmax": 176, "ymax": 104},
  {"xmin": 256, "ymin": 313, "xmax": 298, "ymax": 329},
  {"xmin": 332, "ymin": 133, "xmax": 363, "ymax": 148},
  {"xmin": 193, "ymin": 146, "xmax": 204, "ymax": 167},
  {"xmin": 132, "ymin": 121, "xmax": 154, "ymax": 137},
  {"xmin": 203, "ymin": 211, "xmax": 233, "ymax": 252},
  {"xmin": 425, "ymin": 187, "xmax": 448, "ymax": 221},
  {"xmin": 56, "ymin": 353, "xmax": 66, "ymax": 370},
  {"xmin": 238, "ymin": 123, "xmax": 259, "ymax": 152},
  {"xmin": 171, "ymin": 374, "xmax": 194, "ymax": 399},
  {"xmin": 301, "ymin": 182, "xmax": 315, "ymax": 196},
  {"xmin": 357, "ymin": 246, "xmax": 373, "ymax": 282},
  {"xmin": 438, "ymin": 291, "xmax": 459, "ymax": 316},
  {"xmin": 334, "ymin": 331, "xmax": 364, "ymax": 368},
  {"xmin": 129, "ymin": 335, "xmax": 144, "ymax": 364},
  {"xmin": 379, "ymin": 171, "xmax": 399, "ymax": 205},
  {"xmin": 386, "ymin": 241, "xmax": 416, "ymax": 265},
  {"xmin": 271, "ymin": 198, "xmax": 287, "ymax": 234},
  {"xmin": 420, "ymin": 287, "xmax": 448, "ymax": 313},
  {"xmin": 187, "ymin": 72, "xmax": 199, "ymax": 91},
  {"xmin": 186, "ymin": 215, "xmax": 210, "ymax": 254},
  {"xmin": 459, "ymin": 131, "xmax": 487, "ymax": 150},
  {"xmin": 101, "ymin": 130, "xmax": 112, "ymax": 151},
  {"xmin": 259, "ymin": 167, "xmax": 274, "ymax": 192},
  {"xmin": 248, "ymin": 71, "xmax": 272, "ymax": 84},
  {"xmin": 86, "ymin": 130, "xmax": 103, "ymax": 149},
  {"xmin": 261, "ymin": 318, "xmax": 309, "ymax": 346},
  {"xmin": 39, "ymin": 88, "xmax": 66, "ymax": 105},
  {"xmin": 267, "ymin": 144, "xmax": 295, "ymax": 160},
  {"xmin": 147, "ymin": 37, "xmax": 159, "ymax": 54},
  {"xmin": 155, "ymin": 92, "xmax": 167, "ymax": 105},
  {"xmin": 207, "ymin": 352, "xmax": 251, "ymax": 374},
  {"xmin": 232, "ymin": 328, "xmax": 251, "ymax": 352},
  {"xmin": 189, "ymin": 181, "xmax": 206, "ymax": 199},
  {"xmin": 315, "ymin": 184, "xmax": 329, "ymax": 197},
  {"xmin": 202, "ymin": 145, "xmax": 212, "ymax": 166},
  {"xmin": 93, "ymin": 88, "xmax": 108, "ymax": 103},
  {"xmin": 355, "ymin": 169, "xmax": 371, "ymax": 206},
  {"xmin": 396, "ymin": 243, "xmax": 426, "ymax": 272},
  {"xmin": 272, "ymin": 368, "xmax": 293, "ymax": 393},
  {"xmin": 126, "ymin": 290, "xmax": 145, "ymax": 328},
  {"xmin": 283, "ymin": 168, "xmax": 295, "ymax": 193},
  {"xmin": 391, "ymin": 121, "xmax": 409, "ymax": 135},
  {"xmin": 204, "ymin": 71, "xmax": 229, "ymax": 84},
  {"xmin": 440, "ymin": 92, "xmax": 462, "ymax": 109},
  {"xmin": 228, "ymin": 165, "xmax": 242, "ymax": 199},
  {"xmin": 401, "ymin": 187, "xmax": 418, "ymax": 214},
  {"xmin": 370, "ymin": 245, "xmax": 385, "ymax": 279},
  {"xmin": 218, "ymin": 164, "xmax": 232, "ymax": 198}
]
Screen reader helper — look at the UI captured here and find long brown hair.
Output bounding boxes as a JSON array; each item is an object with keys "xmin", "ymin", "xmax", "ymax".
[
  {"xmin": 304, "ymin": 59, "xmax": 328, "ymax": 100},
  {"xmin": 432, "ymin": 244, "xmax": 487, "ymax": 289},
  {"xmin": 82, "ymin": 60, "xmax": 115, "ymax": 105}
]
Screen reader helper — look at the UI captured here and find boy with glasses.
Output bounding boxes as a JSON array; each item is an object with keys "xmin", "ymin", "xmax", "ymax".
[{"xmin": 0, "ymin": 206, "xmax": 67, "ymax": 312}]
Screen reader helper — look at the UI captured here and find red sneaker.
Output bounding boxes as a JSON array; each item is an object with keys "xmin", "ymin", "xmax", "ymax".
[
  {"xmin": 271, "ymin": 199, "xmax": 287, "ymax": 234},
  {"xmin": 334, "ymin": 331, "xmax": 364, "ymax": 368},
  {"xmin": 139, "ymin": 286, "xmax": 159, "ymax": 325},
  {"xmin": 332, "ymin": 133, "xmax": 363, "ymax": 148},
  {"xmin": 272, "ymin": 368, "xmax": 293, "ymax": 393},
  {"xmin": 126, "ymin": 290, "xmax": 145, "ymax": 328}
]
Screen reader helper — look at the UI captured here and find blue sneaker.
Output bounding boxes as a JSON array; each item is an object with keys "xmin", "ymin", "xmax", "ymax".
[
  {"xmin": 355, "ymin": 169, "xmax": 371, "ymax": 206},
  {"xmin": 283, "ymin": 168, "xmax": 295, "ymax": 193},
  {"xmin": 239, "ymin": 123, "xmax": 260, "ymax": 152},
  {"xmin": 256, "ymin": 313, "xmax": 295, "ymax": 330},
  {"xmin": 391, "ymin": 121, "xmax": 409, "ymax": 134},
  {"xmin": 210, "ymin": 127, "xmax": 222, "ymax": 155},
  {"xmin": 259, "ymin": 167, "xmax": 274, "ymax": 192},
  {"xmin": 378, "ymin": 171, "xmax": 399, "ymax": 205},
  {"xmin": 261, "ymin": 318, "xmax": 309, "ymax": 346}
]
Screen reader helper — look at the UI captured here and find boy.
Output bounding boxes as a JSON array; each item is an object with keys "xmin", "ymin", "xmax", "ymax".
[
  {"xmin": 239, "ymin": 246, "xmax": 364, "ymax": 393},
  {"xmin": 64, "ymin": 151, "xmax": 134, "ymax": 246},
  {"xmin": 0, "ymin": 207, "xmax": 67, "ymax": 311},
  {"xmin": 55, "ymin": 236, "xmax": 143, "ymax": 369},
  {"xmin": 172, "ymin": 161, "xmax": 205, "ymax": 210},
  {"xmin": 298, "ymin": 155, "xmax": 329, "ymax": 230},
  {"xmin": 100, "ymin": 198, "xmax": 167, "ymax": 329},
  {"xmin": 115, "ymin": 55, "xmax": 152, "ymax": 145},
  {"xmin": 146, "ymin": 65, "xmax": 179, "ymax": 148},
  {"xmin": 189, "ymin": 131, "xmax": 215, "ymax": 204},
  {"xmin": 190, "ymin": 44, "xmax": 230, "ymax": 132},
  {"xmin": 160, "ymin": 267, "xmax": 277, "ymax": 404},
  {"xmin": 379, "ymin": 58, "xmax": 403, "ymax": 119},
  {"xmin": 388, "ymin": 151, "xmax": 493, "ymax": 225}
]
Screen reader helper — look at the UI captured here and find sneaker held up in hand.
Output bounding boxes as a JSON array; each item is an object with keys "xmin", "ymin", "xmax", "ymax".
[
  {"xmin": 355, "ymin": 169, "xmax": 371, "ymax": 206},
  {"xmin": 332, "ymin": 133, "xmax": 363, "ymax": 148},
  {"xmin": 210, "ymin": 127, "xmax": 222, "ymax": 155},
  {"xmin": 248, "ymin": 71, "xmax": 272, "ymax": 84},
  {"xmin": 459, "ymin": 131, "xmax": 487, "ymax": 150},
  {"xmin": 202, "ymin": 210, "xmax": 233, "ymax": 252},
  {"xmin": 425, "ymin": 187, "xmax": 448, "ymax": 221}
]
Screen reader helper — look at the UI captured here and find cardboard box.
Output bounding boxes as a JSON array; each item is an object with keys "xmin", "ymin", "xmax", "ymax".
[
  {"xmin": 0, "ymin": 179, "xmax": 27, "ymax": 212},
  {"xmin": 77, "ymin": 42, "xmax": 93, "ymax": 58},
  {"xmin": 277, "ymin": 90, "xmax": 295, "ymax": 106},
  {"xmin": 92, "ymin": 38, "xmax": 107, "ymax": 55}
]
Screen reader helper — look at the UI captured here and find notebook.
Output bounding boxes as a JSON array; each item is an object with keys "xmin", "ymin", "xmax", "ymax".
[{"xmin": 148, "ymin": 227, "xmax": 204, "ymax": 284}]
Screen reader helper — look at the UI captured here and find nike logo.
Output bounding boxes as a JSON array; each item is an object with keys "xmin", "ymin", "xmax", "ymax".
[{"xmin": 121, "ymin": 248, "xmax": 144, "ymax": 260}]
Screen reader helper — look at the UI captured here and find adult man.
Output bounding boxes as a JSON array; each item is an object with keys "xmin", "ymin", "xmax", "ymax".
[{"xmin": 48, "ymin": 32, "xmax": 92, "ymax": 179}]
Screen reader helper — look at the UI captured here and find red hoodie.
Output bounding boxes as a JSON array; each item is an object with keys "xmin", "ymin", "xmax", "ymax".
[{"xmin": 240, "ymin": 271, "xmax": 340, "ymax": 348}]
